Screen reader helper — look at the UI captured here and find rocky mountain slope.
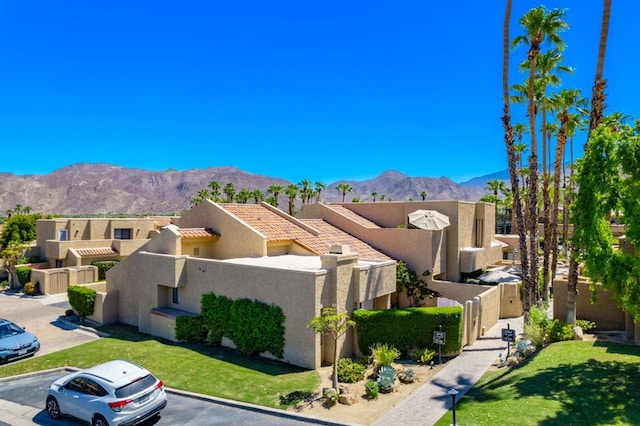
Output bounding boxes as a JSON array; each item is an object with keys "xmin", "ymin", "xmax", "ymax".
[{"xmin": 0, "ymin": 163, "xmax": 488, "ymax": 215}]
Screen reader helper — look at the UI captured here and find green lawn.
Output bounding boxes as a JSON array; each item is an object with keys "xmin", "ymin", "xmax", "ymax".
[
  {"xmin": 0, "ymin": 324, "xmax": 319, "ymax": 409},
  {"xmin": 435, "ymin": 340, "xmax": 640, "ymax": 426}
]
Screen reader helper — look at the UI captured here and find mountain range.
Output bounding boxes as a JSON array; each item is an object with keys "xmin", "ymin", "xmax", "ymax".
[{"xmin": 0, "ymin": 163, "xmax": 505, "ymax": 216}]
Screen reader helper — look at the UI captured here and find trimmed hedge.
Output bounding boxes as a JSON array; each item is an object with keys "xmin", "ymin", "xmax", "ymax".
[
  {"xmin": 92, "ymin": 260, "xmax": 119, "ymax": 280},
  {"xmin": 16, "ymin": 266, "xmax": 32, "ymax": 286},
  {"xmin": 67, "ymin": 285, "xmax": 97, "ymax": 320},
  {"xmin": 354, "ymin": 306, "xmax": 463, "ymax": 355},
  {"xmin": 175, "ymin": 315, "xmax": 208, "ymax": 343},
  {"xmin": 178, "ymin": 292, "xmax": 286, "ymax": 359}
]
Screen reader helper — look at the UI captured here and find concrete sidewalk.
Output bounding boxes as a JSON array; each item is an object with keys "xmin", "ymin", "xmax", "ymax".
[{"xmin": 374, "ymin": 316, "xmax": 523, "ymax": 426}]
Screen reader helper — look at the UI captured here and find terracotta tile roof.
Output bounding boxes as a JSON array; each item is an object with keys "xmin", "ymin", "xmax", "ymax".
[
  {"xmin": 152, "ymin": 217, "xmax": 173, "ymax": 227},
  {"xmin": 219, "ymin": 204, "xmax": 389, "ymax": 260},
  {"xmin": 325, "ymin": 205, "xmax": 381, "ymax": 228},
  {"xmin": 178, "ymin": 228, "xmax": 219, "ymax": 238},
  {"xmin": 76, "ymin": 247, "xmax": 117, "ymax": 256},
  {"xmin": 299, "ymin": 219, "xmax": 391, "ymax": 260}
]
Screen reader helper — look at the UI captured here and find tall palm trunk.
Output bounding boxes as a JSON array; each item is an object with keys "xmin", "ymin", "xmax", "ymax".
[
  {"xmin": 567, "ymin": 0, "xmax": 610, "ymax": 325},
  {"xmin": 502, "ymin": 0, "xmax": 530, "ymax": 320},
  {"xmin": 526, "ymin": 44, "xmax": 541, "ymax": 312},
  {"xmin": 551, "ymin": 122, "xmax": 568, "ymax": 298}
]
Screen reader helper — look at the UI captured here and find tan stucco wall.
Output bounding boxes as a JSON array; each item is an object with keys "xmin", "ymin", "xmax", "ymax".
[
  {"xmin": 32, "ymin": 265, "xmax": 99, "ymax": 294},
  {"xmin": 174, "ymin": 201, "xmax": 267, "ymax": 258},
  {"xmin": 553, "ymin": 276, "xmax": 625, "ymax": 330},
  {"xmin": 299, "ymin": 201, "xmax": 502, "ymax": 282}
]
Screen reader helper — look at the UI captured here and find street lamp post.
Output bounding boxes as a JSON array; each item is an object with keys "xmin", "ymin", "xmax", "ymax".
[{"xmin": 448, "ymin": 388, "xmax": 459, "ymax": 426}]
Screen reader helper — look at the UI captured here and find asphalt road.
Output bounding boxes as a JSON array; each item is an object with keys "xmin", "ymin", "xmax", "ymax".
[{"xmin": 0, "ymin": 292, "xmax": 343, "ymax": 425}]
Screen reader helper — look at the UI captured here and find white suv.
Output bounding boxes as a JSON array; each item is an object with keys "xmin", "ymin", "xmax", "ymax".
[{"xmin": 46, "ymin": 360, "xmax": 167, "ymax": 426}]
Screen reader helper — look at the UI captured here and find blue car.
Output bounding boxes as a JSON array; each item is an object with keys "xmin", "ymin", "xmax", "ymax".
[{"xmin": 0, "ymin": 318, "xmax": 40, "ymax": 364}]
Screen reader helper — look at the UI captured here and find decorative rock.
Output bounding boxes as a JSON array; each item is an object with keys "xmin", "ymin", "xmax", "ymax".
[
  {"xmin": 339, "ymin": 384, "xmax": 351, "ymax": 394},
  {"xmin": 506, "ymin": 356, "xmax": 519, "ymax": 367},
  {"xmin": 574, "ymin": 326, "xmax": 584, "ymax": 340},
  {"xmin": 339, "ymin": 393, "xmax": 358, "ymax": 405}
]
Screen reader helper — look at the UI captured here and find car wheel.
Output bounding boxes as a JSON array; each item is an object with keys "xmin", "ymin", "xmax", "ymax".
[
  {"xmin": 46, "ymin": 396, "xmax": 61, "ymax": 419},
  {"xmin": 92, "ymin": 414, "xmax": 109, "ymax": 426}
]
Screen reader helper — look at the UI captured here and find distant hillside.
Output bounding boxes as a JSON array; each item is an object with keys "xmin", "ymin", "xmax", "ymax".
[{"xmin": 0, "ymin": 163, "xmax": 488, "ymax": 215}]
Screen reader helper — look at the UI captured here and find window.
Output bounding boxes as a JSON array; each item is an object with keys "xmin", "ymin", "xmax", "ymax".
[
  {"xmin": 84, "ymin": 378, "xmax": 107, "ymax": 396},
  {"xmin": 193, "ymin": 247, "xmax": 200, "ymax": 257},
  {"xmin": 55, "ymin": 260, "xmax": 63, "ymax": 268},
  {"xmin": 58, "ymin": 229, "xmax": 68, "ymax": 241},
  {"xmin": 172, "ymin": 288, "xmax": 180, "ymax": 304},
  {"xmin": 114, "ymin": 228, "xmax": 132, "ymax": 240}
]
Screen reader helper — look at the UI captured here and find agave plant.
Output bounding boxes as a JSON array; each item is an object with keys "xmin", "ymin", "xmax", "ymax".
[{"xmin": 376, "ymin": 365, "xmax": 397, "ymax": 393}]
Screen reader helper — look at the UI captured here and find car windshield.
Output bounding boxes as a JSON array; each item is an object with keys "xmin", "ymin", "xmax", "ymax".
[
  {"xmin": 0, "ymin": 323, "xmax": 24, "ymax": 339},
  {"xmin": 115, "ymin": 374, "xmax": 157, "ymax": 398}
]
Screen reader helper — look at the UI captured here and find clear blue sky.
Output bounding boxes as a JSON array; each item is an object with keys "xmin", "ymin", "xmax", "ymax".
[{"xmin": 1, "ymin": 1, "xmax": 638, "ymax": 183}]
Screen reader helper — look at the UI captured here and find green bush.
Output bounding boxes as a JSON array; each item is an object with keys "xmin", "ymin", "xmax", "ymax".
[
  {"xmin": 413, "ymin": 347, "xmax": 436, "ymax": 364},
  {"xmin": 576, "ymin": 319, "xmax": 597, "ymax": 332},
  {"xmin": 354, "ymin": 306, "xmax": 463, "ymax": 355},
  {"xmin": 175, "ymin": 315, "xmax": 208, "ymax": 343},
  {"xmin": 365, "ymin": 380, "xmax": 379, "ymax": 400},
  {"xmin": 371, "ymin": 343, "xmax": 400, "ymax": 368},
  {"xmin": 337, "ymin": 358, "xmax": 367, "ymax": 383},
  {"xmin": 23, "ymin": 282, "xmax": 36, "ymax": 295},
  {"xmin": 67, "ymin": 285, "xmax": 97, "ymax": 321},
  {"xmin": 197, "ymin": 292, "xmax": 286, "ymax": 358},
  {"xmin": 324, "ymin": 388, "xmax": 339, "ymax": 406},
  {"xmin": 1, "ymin": 280, "xmax": 8, "ymax": 288},
  {"xmin": 16, "ymin": 266, "xmax": 32, "ymax": 286},
  {"xmin": 279, "ymin": 391, "xmax": 314, "ymax": 407},
  {"xmin": 92, "ymin": 260, "xmax": 119, "ymax": 280},
  {"xmin": 546, "ymin": 319, "xmax": 575, "ymax": 343}
]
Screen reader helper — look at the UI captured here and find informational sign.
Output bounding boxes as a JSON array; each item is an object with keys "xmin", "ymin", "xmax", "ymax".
[
  {"xmin": 433, "ymin": 330, "xmax": 446, "ymax": 345},
  {"xmin": 501, "ymin": 328, "xmax": 516, "ymax": 343}
]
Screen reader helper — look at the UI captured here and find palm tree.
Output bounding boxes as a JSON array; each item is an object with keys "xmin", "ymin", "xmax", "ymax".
[
  {"xmin": 298, "ymin": 179, "xmax": 312, "ymax": 204},
  {"xmin": 208, "ymin": 181, "xmax": 221, "ymax": 202},
  {"xmin": 485, "ymin": 179, "xmax": 507, "ymax": 233},
  {"xmin": 314, "ymin": 182, "xmax": 326, "ymax": 203},
  {"xmin": 251, "ymin": 189, "xmax": 264, "ymax": 204},
  {"xmin": 512, "ymin": 5, "xmax": 568, "ymax": 309},
  {"xmin": 335, "ymin": 183, "xmax": 352, "ymax": 203},
  {"xmin": 223, "ymin": 183, "xmax": 236, "ymax": 203},
  {"xmin": 285, "ymin": 184, "xmax": 298, "ymax": 215},
  {"xmin": 371, "ymin": 191, "xmax": 378, "ymax": 202},
  {"xmin": 549, "ymin": 89, "xmax": 584, "ymax": 299},
  {"xmin": 420, "ymin": 191, "xmax": 427, "ymax": 201},
  {"xmin": 267, "ymin": 184, "xmax": 283, "ymax": 208},
  {"xmin": 502, "ymin": 0, "xmax": 530, "ymax": 320},
  {"xmin": 568, "ymin": 0, "xmax": 611, "ymax": 325},
  {"xmin": 236, "ymin": 189, "xmax": 252, "ymax": 204}
]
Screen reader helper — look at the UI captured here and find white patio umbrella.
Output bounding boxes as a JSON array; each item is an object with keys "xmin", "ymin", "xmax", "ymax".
[
  {"xmin": 477, "ymin": 270, "xmax": 522, "ymax": 284},
  {"xmin": 408, "ymin": 209, "xmax": 451, "ymax": 231}
]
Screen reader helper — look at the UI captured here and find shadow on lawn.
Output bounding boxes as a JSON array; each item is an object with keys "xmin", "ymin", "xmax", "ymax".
[
  {"xmin": 97, "ymin": 322, "xmax": 309, "ymax": 376},
  {"xmin": 470, "ymin": 342, "xmax": 640, "ymax": 425}
]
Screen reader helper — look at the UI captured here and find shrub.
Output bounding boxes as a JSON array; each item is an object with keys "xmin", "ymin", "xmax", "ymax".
[
  {"xmin": 398, "ymin": 368, "xmax": 415, "ymax": 384},
  {"xmin": 413, "ymin": 347, "xmax": 436, "ymax": 364},
  {"xmin": 67, "ymin": 285, "xmax": 97, "ymax": 321},
  {"xmin": 546, "ymin": 319, "xmax": 575, "ymax": 343},
  {"xmin": 323, "ymin": 388, "xmax": 339, "ymax": 406},
  {"xmin": 371, "ymin": 343, "xmax": 400, "ymax": 368},
  {"xmin": 354, "ymin": 306, "xmax": 463, "ymax": 356},
  {"xmin": 576, "ymin": 319, "xmax": 597, "ymax": 332},
  {"xmin": 523, "ymin": 321, "xmax": 546, "ymax": 347},
  {"xmin": 175, "ymin": 315, "xmax": 208, "ymax": 343},
  {"xmin": 365, "ymin": 380, "xmax": 379, "ymax": 400},
  {"xmin": 16, "ymin": 266, "xmax": 32, "ymax": 286},
  {"xmin": 23, "ymin": 282, "xmax": 36, "ymax": 295},
  {"xmin": 92, "ymin": 260, "xmax": 119, "ymax": 280},
  {"xmin": 376, "ymin": 365, "xmax": 397, "ymax": 393},
  {"xmin": 337, "ymin": 358, "xmax": 367, "ymax": 383},
  {"xmin": 1, "ymin": 280, "xmax": 8, "ymax": 289}
]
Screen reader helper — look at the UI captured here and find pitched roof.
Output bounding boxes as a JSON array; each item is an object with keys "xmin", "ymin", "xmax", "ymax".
[
  {"xmin": 178, "ymin": 228, "xmax": 219, "ymax": 238},
  {"xmin": 324, "ymin": 205, "xmax": 381, "ymax": 228},
  {"xmin": 75, "ymin": 247, "xmax": 117, "ymax": 256},
  {"xmin": 219, "ymin": 204, "xmax": 390, "ymax": 260}
]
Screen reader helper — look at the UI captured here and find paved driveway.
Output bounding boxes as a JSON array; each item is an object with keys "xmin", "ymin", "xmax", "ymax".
[{"xmin": 0, "ymin": 291, "xmax": 100, "ymax": 358}]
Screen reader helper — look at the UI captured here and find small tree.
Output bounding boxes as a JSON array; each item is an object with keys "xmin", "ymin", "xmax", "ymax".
[
  {"xmin": 1, "ymin": 242, "xmax": 26, "ymax": 289},
  {"xmin": 307, "ymin": 306, "xmax": 355, "ymax": 390}
]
